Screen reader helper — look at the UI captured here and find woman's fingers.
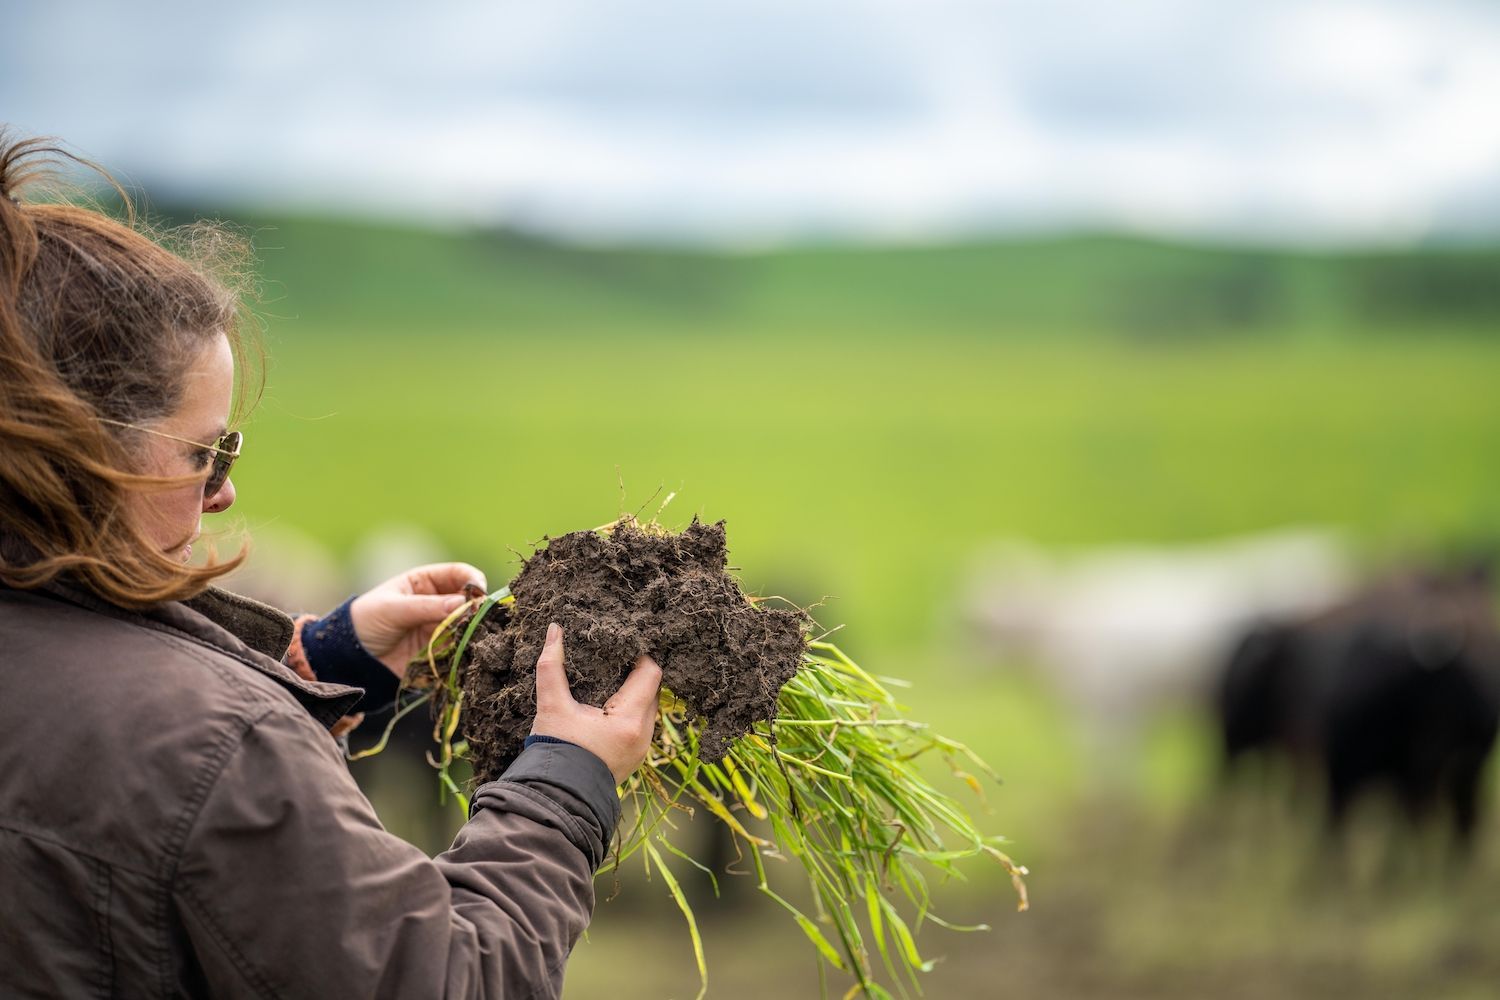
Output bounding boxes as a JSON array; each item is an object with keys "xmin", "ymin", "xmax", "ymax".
[
  {"xmin": 529, "ymin": 632, "xmax": 661, "ymax": 784},
  {"xmin": 607, "ymin": 654, "xmax": 663, "ymax": 721},
  {"xmin": 405, "ymin": 561, "xmax": 488, "ymax": 596},
  {"xmin": 385, "ymin": 592, "xmax": 467, "ymax": 628},
  {"xmin": 534, "ymin": 623, "xmax": 575, "ymax": 712}
]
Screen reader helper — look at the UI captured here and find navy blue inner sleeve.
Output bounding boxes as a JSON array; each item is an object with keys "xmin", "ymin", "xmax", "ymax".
[{"xmin": 299, "ymin": 596, "xmax": 400, "ymax": 710}]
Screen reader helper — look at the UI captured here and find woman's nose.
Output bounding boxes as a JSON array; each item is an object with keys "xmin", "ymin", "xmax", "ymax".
[{"xmin": 203, "ymin": 477, "xmax": 236, "ymax": 514}]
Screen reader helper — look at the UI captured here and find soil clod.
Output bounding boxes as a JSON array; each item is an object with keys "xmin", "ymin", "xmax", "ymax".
[{"xmin": 460, "ymin": 517, "xmax": 808, "ymax": 784}]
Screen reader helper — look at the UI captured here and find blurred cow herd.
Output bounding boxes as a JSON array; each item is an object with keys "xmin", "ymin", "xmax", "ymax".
[{"xmin": 963, "ymin": 529, "xmax": 1500, "ymax": 853}]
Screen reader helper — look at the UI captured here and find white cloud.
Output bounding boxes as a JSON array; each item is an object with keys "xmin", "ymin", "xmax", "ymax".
[{"xmin": 5, "ymin": 0, "xmax": 1499, "ymax": 245}]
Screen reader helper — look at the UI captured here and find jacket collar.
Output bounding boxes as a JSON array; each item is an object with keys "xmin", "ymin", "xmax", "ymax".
[
  {"xmin": 181, "ymin": 586, "xmax": 298, "ymax": 661},
  {"xmin": 16, "ymin": 578, "xmax": 362, "ymax": 729}
]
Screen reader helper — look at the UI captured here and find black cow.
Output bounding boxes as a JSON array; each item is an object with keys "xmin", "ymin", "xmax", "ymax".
[{"xmin": 1216, "ymin": 561, "xmax": 1500, "ymax": 852}]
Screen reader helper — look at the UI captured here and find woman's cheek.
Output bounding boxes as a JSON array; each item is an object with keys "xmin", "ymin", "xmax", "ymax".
[{"xmin": 136, "ymin": 487, "xmax": 203, "ymax": 554}]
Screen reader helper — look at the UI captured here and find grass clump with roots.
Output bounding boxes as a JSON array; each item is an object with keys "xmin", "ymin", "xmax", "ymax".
[{"xmin": 357, "ymin": 511, "xmax": 1027, "ymax": 999}]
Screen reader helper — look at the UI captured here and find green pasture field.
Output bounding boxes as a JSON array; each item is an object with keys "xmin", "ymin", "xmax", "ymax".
[
  {"xmin": 211, "ymin": 215, "xmax": 1500, "ymax": 997},
  {"xmin": 242, "ymin": 329, "xmax": 1499, "ymax": 830},
  {"xmin": 225, "ymin": 213, "xmax": 1500, "ymax": 822},
  {"xmin": 238, "ymin": 331, "xmax": 1500, "ymax": 654}
]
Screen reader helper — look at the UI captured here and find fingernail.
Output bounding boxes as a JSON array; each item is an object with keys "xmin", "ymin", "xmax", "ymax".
[{"xmin": 546, "ymin": 622, "xmax": 561, "ymax": 645}]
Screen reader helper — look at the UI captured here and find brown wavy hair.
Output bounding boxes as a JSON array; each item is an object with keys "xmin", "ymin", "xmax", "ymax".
[{"xmin": 0, "ymin": 130, "xmax": 263, "ymax": 608}]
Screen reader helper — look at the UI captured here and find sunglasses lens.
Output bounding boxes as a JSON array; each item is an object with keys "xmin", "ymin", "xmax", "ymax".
[{"xmin": 205, "ymin": 431, "xmax": 242, "ymax": 497}]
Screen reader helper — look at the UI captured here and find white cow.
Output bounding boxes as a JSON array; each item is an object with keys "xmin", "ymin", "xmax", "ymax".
[{"xmin": 961, "ymin": 528, "xmax": 1355, "ymax": 777}]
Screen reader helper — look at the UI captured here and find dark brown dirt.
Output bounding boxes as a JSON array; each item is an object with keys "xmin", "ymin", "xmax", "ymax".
[{"xmin": 459, "ymin": 518, "xmax": 808, "ymax": 784}]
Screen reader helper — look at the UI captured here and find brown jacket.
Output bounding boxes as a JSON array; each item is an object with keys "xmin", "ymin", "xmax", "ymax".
[{"xmin": 0, "ymin": 580, "xmax": 618, "ymax": 999}]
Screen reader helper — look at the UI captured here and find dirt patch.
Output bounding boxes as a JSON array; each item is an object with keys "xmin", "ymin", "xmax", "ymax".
[{"xmin": 458, "ymin": 518, "xmax": 808, "ymax": 784}]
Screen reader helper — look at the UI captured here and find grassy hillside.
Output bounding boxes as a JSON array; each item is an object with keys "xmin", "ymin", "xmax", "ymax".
[{"xmin": 226, "ymin": 213, "xmax": 1500, "ymax": 338}]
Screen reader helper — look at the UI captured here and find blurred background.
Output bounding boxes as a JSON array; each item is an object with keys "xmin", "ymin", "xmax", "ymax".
[{"xmin": 9, "ymin": 1, "xmax": 1500, "ymax": 996}]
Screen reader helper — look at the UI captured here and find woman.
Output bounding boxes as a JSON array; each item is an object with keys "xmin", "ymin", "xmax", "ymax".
[{"xmin": 0, "ymin": 133, "xmax": 661, "ymax": 998}]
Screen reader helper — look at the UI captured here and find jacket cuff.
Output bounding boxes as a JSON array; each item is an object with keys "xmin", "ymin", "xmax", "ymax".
[
  {"xmin": 298, "ymin": 597, "xmax": 399, "ymax": 710},
  {"xmin": 522, "ymin": 734, "xmax": 577, "ymax": 750},
  {"xmin": 481, "ymin": 742, "xmax": 620, "ymax": 859}
]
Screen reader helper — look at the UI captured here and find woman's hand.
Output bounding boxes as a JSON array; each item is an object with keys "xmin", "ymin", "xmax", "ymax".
[
  {"xmin": 349, "ymin": 562, "xmax": 487, "ymax": 676},
  {"xmin": 531, "ymin": 623, "xmax": 662, "ymax": 785}
]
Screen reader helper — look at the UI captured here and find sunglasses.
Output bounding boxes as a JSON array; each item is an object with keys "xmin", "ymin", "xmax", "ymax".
[{"xmin": 97, "ymin": 418, "xmax": 243, "ymax": 497}]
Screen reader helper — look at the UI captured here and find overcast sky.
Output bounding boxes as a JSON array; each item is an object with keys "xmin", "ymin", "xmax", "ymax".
[{"xmin": 6, "ymin": 0, "xmax": 1500, "ymax": 246}]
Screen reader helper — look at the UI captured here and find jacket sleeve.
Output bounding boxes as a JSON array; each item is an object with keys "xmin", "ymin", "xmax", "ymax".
[{"xmin": 172, "ymin": 703, "xmax": 619, "ymax": 999}]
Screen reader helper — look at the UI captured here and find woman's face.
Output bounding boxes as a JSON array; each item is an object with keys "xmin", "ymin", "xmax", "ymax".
[{"xmin": 132, "ymin": 333, "xmax": 237, "ymax": 561}]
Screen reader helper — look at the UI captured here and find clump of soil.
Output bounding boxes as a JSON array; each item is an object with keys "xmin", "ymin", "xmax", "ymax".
[{"xmin": 460, "ymin": 517, "xmax": 808, "ymax": 784}]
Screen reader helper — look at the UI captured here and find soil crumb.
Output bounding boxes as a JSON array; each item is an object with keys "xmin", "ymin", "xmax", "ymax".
[{"xmin": 460, "ymin": 517, "xmax": 808, "ymax": 784}]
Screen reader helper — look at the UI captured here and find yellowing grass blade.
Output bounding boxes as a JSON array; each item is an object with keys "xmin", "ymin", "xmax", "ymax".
[
  {"xmin": 644, "ymin": 841, "xmax": 708, "ymax": 1000},
  {"xmin": 724, "ymin": 755, "xmax": 769, "ymax": 820}
]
